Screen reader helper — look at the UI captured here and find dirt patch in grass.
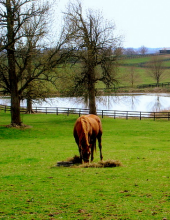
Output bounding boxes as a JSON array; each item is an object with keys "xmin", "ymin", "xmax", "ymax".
[
  {"xmin": 5, "ymin": 124, "xmax": 32, "ymax": 129},
  {"xmin": 57, "ymin": 155, "xmax": 122, "ymax": 168},
  {"xmin": 67, "ymin": 155, "xmax": 82, "ymax": 164},
  {"xmin": 76, "ymin": 160, "xmax": 122, "ymax": 168}
]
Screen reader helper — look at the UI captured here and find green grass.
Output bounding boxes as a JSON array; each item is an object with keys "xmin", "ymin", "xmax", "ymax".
[
  {"xmin": 1, "ymin": 112, "xmax": 170, "ymax": 219},
  {"xmin": 162, "ymin": 60, "xmax": 170, "ymax": 67},
  {"xmin": 118, "ymin": 66, "xmax": 155, "ymax": 86},
  {"xmin": 118, "ymin": 55, "xmax": 170, "ymax": 87},
  {"xmin": 122, "ymin": 56, "xmax": 153, "ymax": 65}
]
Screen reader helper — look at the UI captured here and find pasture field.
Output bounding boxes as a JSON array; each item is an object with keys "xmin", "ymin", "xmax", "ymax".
[
  {"xmin": 98, "ymin": 55, "xmax": 170, "ymax": 90},
  {"xmin": 121, "ymin": 54, "xmax": 170, "ymax": 67},
  {"xmin": 119, "ymin": 66, "xmax": 170, "ymax": 86},
  {"xmin": 0, "ymin": 112, "xmax": 170, "ymax": 219},
  {"xmin": 122, "ymin": 56, "xmax": 153, "ymax": 66}
]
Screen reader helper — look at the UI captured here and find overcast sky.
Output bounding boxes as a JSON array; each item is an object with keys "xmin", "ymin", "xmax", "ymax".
[{"xmin": 55, "ymin": 0, "xmax": 170, "ymax": 49}]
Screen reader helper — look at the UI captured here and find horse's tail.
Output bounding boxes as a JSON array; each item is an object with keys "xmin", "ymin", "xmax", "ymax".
[{"xmin": 80, "ymin": 116, "xmax": 89, "ymax": 146}]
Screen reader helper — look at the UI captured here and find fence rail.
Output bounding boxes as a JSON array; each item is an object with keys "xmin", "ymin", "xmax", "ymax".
[
  {"xmin": 97, "ymin": 82, "xmax": 170, "ymax": 92},
  {"xmin": 1, "ymin": 104, "xmax": 170, "ymax": 120},
  {"xmin": 137, "ymin": 82, "xmax": 170, "ymax": 89}
]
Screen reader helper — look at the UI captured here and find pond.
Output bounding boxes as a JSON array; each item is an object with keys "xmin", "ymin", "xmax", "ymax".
[{"xmin": 1, "ymin": 93, "xmax": 170, "ymax": 112}]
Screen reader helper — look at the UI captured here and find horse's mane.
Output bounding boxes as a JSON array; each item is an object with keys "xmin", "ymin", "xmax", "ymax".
[{"xmin": 80, "ymin": 116, "xmax": 90, "ymax": 146}]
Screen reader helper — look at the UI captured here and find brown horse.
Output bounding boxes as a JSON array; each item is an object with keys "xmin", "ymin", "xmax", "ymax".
[{"xmin": 73, "ymin": 114, "xmax": 103, "ymax": 163}]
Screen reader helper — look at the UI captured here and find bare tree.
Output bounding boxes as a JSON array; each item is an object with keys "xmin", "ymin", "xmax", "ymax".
[
  {"xmin": 124, "ymin": 66, "xmax": 140, "ymax": 87},
  {"xmin": 15, "ymin": 12, "xmax": 56, "ymax": 113},
  {"xmin": 147, "ymin": 55, "xmax": 165, "ymax": 86},
  {"xmin": 139, "ymin": 45, "xmax": 148, "ymax": 55},
  {"xmin": 124, "ymin": 48, "xmax": 137, "ymax": 56},
  {"xmin": 63, "ymin": 1, "xmax": 121, "ymax": 114},
  {"xmin": 0, "ymin": 0, "xmax": 71, "ymax": 124},
  {"xmin": 0, "ymin": 0, "xmax": 51, "ymax": 126}
]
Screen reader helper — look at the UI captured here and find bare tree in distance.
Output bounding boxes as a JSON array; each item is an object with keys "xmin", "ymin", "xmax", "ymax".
[
  {"xmin": 147, "ymin": 55, "xmax": 166, "ymax": 86},
  {"xmin": 139, "ymin": 45, "xmax": 148, "ymax": 55},
  {"xmin": 124, "ymin": 48, "xmax": 137, "ymax": 56},
  {"xmin": 63, "ymin": 1, "xmax": 122, "ymax": 114},
  {"xmin": 124, "ymin": 66, "xmax": 140, "ymax": 88}
]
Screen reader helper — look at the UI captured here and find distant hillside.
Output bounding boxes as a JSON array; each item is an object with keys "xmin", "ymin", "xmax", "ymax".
[
  {"xmin": 146, "ymin": 48, "xmax": 161, "ymax": 54},
  {"xmin": 124, "ymin": 47, "xmax": 162, "ymax": 54}
]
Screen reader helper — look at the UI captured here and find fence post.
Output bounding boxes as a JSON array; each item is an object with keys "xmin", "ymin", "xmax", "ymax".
[
  {"xmin": 67, "ymin": 108, "xmax": 69, "ymax": 116},
  {"xmin": 114, "ymin": 111, "xmax": 116, "ymax": 119},
  {"xmin": 46, "ymin": 107, "xmax": 47, "ymax": 114},
  {"xmin": 168, "ymin": 112, "xmax": 170, "ymax": 121},
  {"xmin": 140, "ymin": 112, "xmax": 141, "ymax": 120},
  {"xmin": 102, "ymin": 110, "xmax": 103, "ymax": 118},
  {"xmin": 5, "ymin": 105, "xmax": 6, "ymax": 113},
  {"xmin": 126, "ymin": 111, "xmax": 128, "ymax": 120},
  {"xmin": 154, "ymin": 112, "xmax": 155, "ymax": 121},
  {"xmin": 56, "ymin": 108, "xmax": 58, "ymax": 115}
]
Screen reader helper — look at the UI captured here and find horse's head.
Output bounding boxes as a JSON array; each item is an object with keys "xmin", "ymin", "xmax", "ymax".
[{"xmin": 81, "ymin": 145, "xmax": 91, "ymax": 163}]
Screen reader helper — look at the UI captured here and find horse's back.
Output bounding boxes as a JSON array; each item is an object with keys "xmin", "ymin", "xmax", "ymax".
[
  {"xmin": 74, "ymin": 114, "xmax": 102, "ymax": 137},
  {"xmin": 86, "ymin": 114, "xmax": 102, "ymax": 135},
  {"xmin": 73, "ymin": 115, "xmax": 90, "ymax": 137}
]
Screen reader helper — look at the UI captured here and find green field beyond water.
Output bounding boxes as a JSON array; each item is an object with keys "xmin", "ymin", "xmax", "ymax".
[{"xmin": 0, "ymin": 112, "xmax": 170, "ymax": 219}]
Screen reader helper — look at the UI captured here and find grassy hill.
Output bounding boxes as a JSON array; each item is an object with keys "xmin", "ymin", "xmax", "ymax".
[{"xmin": 114, "ymin": 54, "xmax": 170, "ymax": 92}]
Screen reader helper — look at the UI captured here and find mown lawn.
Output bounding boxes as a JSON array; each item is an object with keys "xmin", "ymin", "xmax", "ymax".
[{"xmin": 0, "ymin": 112, "xmax": 170, "ymax": 219}]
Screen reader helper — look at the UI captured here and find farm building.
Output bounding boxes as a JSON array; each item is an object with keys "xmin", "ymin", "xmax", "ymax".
[{"xmin": 159, "ymin": 48, "xmax": 170, "ymax": 54}]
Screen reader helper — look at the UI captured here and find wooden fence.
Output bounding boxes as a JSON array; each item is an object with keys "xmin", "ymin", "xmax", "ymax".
[
  {"xmin": 1, "ymin": 104, "xmax": 170, "ymax": 120},
  {"xmin": 137, "ymin": 82, "xmax": 170, "ymax": 89}
]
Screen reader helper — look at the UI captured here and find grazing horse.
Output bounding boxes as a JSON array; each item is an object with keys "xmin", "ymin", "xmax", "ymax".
[{"xmin": 73, "ymin": 114, "xmax": 103, "ymax": 163}]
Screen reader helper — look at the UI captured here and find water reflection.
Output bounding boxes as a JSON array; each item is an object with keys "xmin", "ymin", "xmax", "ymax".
[
  {"xmin": 1, "ymin": 93, "xmax": 170, "ymax": 112},
  {"xmin": 99, "ymin": 95, "xmax": 141, "ymax": 111}
]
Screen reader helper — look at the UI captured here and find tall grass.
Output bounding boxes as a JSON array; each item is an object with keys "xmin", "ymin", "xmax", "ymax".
[{"xmin": 0, "ymin": 112, "xmax": 170, "ymax": 219}]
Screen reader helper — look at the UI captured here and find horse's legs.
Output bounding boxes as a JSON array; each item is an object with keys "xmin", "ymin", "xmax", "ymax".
[
  {"xmin": 98, "ymin": 135, "xmax": 103, "ymax": 161},
  {"xmin": 90, "ymin": 143, "xmax": 95, "ymax": 162},
  {"xmin": 78, "ymin": 146, "xmax": 83, "ymax": 163},
  {"xmin": 90, "ymin": 135, "xmax": 96, "ymax": 162},
  {"xmin": 74, "ymin": 134, "xmax": 82, "ymax": 163}
]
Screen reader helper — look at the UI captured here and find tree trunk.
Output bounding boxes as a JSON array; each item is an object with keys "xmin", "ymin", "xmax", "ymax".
[
  {"xmin": 10, "ymin": 83, "xmax": 21, "ymax": 125},
  {"xmin": 25, "ymin": 46, "xmax": 34, "ymax": 114},
  {"xmin": 89, "ymin": 82, "xmax": 96, "ymax": 114},
  {"xmin": 88, "ymin": 61, "xmax": 96, "ymax": 115},
  {"xmin": 7, "ymin": 0, "xmax": 21, "ymax": 126},
  {"xmin": 27, "ymin": 97, "xmax": 32, "ymax": 113},
  {"xmin": 8, "ymin": 49, "xmax": 22, "ymax": 126},
  {"xmin": 26, "ymin": 97, "xmax": 34, "ymax": 114}
]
